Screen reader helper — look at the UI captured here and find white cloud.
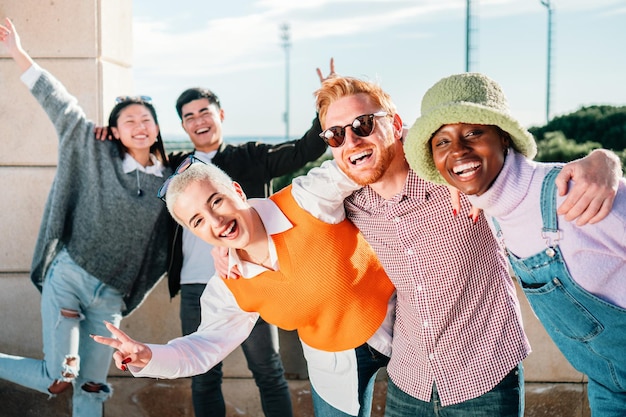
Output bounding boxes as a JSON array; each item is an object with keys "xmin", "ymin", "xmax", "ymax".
[
  {"xmin": 131, "ymin": 0, "xmax": 625, "ymax": 135},
  {"xmin": 132, "ymin": 1, "xmax": 463, "ymax": 78}
]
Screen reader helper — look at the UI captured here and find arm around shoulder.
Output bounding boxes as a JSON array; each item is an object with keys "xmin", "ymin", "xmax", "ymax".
[
  {"xmin": 556, "ymin": 148, "xmax": 623, "ymax": 226},
  {"xmin": 291, "ymin": 159, "xmax": 361, "ymax": 223}
]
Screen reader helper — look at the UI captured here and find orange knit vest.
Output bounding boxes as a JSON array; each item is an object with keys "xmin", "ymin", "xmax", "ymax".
[{"xmin": 223, "ymin": 185, "xmax": 394, "ymax": 352}]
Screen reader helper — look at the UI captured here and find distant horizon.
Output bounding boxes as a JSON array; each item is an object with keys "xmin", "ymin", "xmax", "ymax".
[
  {"xmin": 162, "ymin": 134, "xmax": 293, "ymax": 153},
  {"xmin": 163, "ymin": 133, "xmax": 291, "ymax": 143}
]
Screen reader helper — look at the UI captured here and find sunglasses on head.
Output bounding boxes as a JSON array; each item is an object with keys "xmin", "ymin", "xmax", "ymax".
[
  {"xmin": 319, "ymin": 111, "xmax": 388, "ymax": 147},
  {"xmin": 157, "ymin": 154, "xmax": 206, "ymax": 201},
  {"xmin": 115, "ymin": 95, "xmax": 153, "ymax": 104}
]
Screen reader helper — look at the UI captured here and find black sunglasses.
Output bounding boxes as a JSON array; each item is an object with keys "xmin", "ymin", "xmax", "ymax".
[
  {"xmin": 157, "ymin": 154, "xmax": 206, "ymax": 201},
  {"xmin": 115, "ymin": 95, "xmax": 152, "ymax": 104},
  {"xmin": 319, "ymin": 112, "xmax": 388, "ymax": 147}
]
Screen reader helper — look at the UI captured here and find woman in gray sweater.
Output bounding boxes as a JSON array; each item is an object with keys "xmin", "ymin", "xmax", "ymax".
[{"xmin": 0, "ymin": 18, "xmax": 171, "ymax": 417}]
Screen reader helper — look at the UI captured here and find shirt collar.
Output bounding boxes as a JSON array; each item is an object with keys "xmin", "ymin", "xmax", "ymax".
[
  {"xmin": 353, "ymin": 170, "xmax": 418, "ymax": 210},
  {"xmin": 193, "ymin": 150, "xmax": 217, "ymax": 163},
  {"xmin": 122, "ymin": 153, "xmax": 164, "ymax": 177},
  {"xmin": 225, "ymin": 198, "xmax": 293, "ymax": 279}
]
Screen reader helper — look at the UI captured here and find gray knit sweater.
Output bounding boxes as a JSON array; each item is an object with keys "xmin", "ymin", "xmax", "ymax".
[{"xmin": 29, "ymin": 70, "xmax": 171, "ymax": 316}]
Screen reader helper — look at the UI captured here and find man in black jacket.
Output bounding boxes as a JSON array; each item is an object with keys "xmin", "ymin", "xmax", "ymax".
[{"xmin": 167, "ymin": 87, "xmax": 327, "ymax": 417}]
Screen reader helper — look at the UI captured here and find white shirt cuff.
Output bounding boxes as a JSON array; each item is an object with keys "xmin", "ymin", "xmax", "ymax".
[{"xmin": 20, "ymin": 62, "xmax": 43, "ymax": 89}]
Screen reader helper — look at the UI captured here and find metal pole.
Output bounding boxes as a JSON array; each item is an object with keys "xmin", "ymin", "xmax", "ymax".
[
  {"xmin": 465, "ymin": 0, "xmax": 471, "ymax": 72},
  {"xmin": 280, "ymin": 24, "xmax": 291, "ymax": 139},
  {"xmin": 540, "ymin": 0, "xmax": 553, "ymax": 122}
]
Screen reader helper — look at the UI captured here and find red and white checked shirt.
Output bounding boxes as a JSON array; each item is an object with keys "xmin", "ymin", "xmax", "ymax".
[{"xmin": 345, "ymin": 169, "xmax": 531, "ymax": 407}]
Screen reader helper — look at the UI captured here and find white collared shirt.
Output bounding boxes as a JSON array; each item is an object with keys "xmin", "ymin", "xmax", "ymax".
[
  {"xmin": 20, "ymin": 62, "xmax": 43, "ymax": 88},
  {"xmin": 122, "ymin": 153, "xmax": 164, "ymax": 177},
  {"xmin": 135, "ymin": 160, "xmax": 396, "ymax": 415},
  {"xmin": 225, "ymin": 198, "xmax": 290, "ymax": 278}
]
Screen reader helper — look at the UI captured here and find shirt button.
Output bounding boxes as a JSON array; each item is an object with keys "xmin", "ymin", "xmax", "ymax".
[
  {"xmin": 406, "ymin": 248, "xmax": 414, "ymax": 255},
  {"xmin": 423, "ymin": 321, "xmax": 429, "ymax": 328},
  {"xmin": 428, "ymin": 353, "xmax": 435, "ymax": 360},
  {"xmin": 415, "ymin": 284, "xmax": 422, "ymax": 292},
  {"xmin": 394, "ymin": 216, "xmax": 401, "ymax": 223}
]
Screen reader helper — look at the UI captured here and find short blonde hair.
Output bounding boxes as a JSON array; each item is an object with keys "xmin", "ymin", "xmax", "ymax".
[
  {"xmin": 165, "ymin": 162, "xmax": 238, "ymax": 227},
  {"xmin": 315, "ymin": 76, "xmax": 397, "ymax": 126}
]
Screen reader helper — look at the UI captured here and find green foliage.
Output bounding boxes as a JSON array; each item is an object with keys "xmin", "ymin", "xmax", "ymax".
[
  {"xmin": 534, "ymin": 132, "xmax": 602, "ymax": 163},
  {"xmin": 528, "ymin": 104, "xmax": 626, "ymax": 172},
  {"xmin": 272, "ymin": 152, "xmax": 334, "ymax": 192},
  {"xmin": 529, "ymin": 105, "xmax": 626, "ymax": 152}
]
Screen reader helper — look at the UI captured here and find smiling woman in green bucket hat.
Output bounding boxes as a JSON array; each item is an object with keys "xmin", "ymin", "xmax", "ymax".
[
  {"xmin": 405, "ymin": 72, "xmax": 626, "ymax": 416},
  {"xmin": 405, "ymin": 72, "xmax": 536, "ymax": 185}
]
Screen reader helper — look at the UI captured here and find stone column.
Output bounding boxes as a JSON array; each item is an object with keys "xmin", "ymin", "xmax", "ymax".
[{"xmin": 0, "ymin": 0, "xmax": 142, "ymax": 357}]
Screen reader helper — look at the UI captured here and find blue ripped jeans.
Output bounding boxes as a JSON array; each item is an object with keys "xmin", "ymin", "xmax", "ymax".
[
  {"xmin": 0, "ymin": 248, "xmax": 123, "ymax": 417},
  {"xmin": 494, "ymin": 167, "xmax": 626, "ymax": 415}
]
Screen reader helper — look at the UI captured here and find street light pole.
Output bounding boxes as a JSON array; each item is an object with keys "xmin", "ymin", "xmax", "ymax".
[
  {"xmin": 540, "ymin": 0, "xmax": 553, "ymax": 123},
  {"xmin": 280, "ymin": 23, "xmax": 291, "ymax": 139},
  {"xmin": 465, "ymin": 0, "xmax": 472, "ymax": 72}
]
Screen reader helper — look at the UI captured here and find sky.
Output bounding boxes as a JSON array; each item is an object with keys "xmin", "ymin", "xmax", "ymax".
[{"xmin": 131, "ymin": 0, "xmax": 626, "ymax": 140}]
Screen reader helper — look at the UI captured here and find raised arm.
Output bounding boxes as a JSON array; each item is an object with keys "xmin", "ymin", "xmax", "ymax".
[
  {"xmin": 259, "ymin": 59, "xmax": 342, "ymax": 179},
  {"xmin": 1, "ymin": 18, "xmax": 92, "ymax": 146},
  {"xmin": 316, "ymin": 57, "xmax": 336, "ymax": 83},
  {"xmin": 291, "ymin": 159, "xmax": 361, "ymax": 224},
  {"xmin": 0, "ymin": 18, "xmax": 34, "ymax": 72},
  {"xmin": 556, "ymin": 149, "xmax": 623, "ymax": 225}
]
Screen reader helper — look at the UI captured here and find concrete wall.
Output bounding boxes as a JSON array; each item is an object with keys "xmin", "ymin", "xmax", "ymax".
[
  {"xmin": 0, "ymin": 0, "xmax": 180, "ymax": 373},
  {"xmin": 0, "ymin": 0, "xmax": 583, "ymax": 394},
  {"xmin": 0, "ymin": 0, "xmax": 306, "ymax": 385}
]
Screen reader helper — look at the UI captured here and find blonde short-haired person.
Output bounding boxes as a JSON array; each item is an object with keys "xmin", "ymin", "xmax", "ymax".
[
  {"xmin": 404, "ymin": 72, "xmax": 626, "ymax": 415},
  {"xmin": 93, "ymin": 158, "xmax": 396, "ymax": 417}
]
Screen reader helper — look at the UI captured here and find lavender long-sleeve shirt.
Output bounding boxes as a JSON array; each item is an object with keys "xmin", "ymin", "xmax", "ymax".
[{"xmin": 471, "ymin": 150, "xmax": 626, "ymax": 308}]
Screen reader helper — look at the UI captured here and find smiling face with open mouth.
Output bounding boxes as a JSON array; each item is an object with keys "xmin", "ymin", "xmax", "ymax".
[
  {"xmin": 430, "ymin": 123, "xmax": 510, "ymax": 196},
  {"xmin": 180, "ymin": 98, "xmax": 225, "ymax": 153},
  {"xmin": 325, "ymin": 93, "xmax": 401, "ymax": 187},
  {"xmin": 173, "ymin": 179, "xmax": 262, "ymax": 251},
  {"xmin": 111, "ymin": 103, "xmax": 159, "ymax": 160}
]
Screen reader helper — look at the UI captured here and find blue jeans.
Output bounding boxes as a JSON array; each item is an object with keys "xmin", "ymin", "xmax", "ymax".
[
  {"xmin": 311, "ymin": 343, "xmax": 390, "ymax": 417},
  {"xmin": 0, "ymin": 248, "xmax": 123, "ymax": 417},
  {"xmin": 496, "ymin": 167, "xmax": 626, "ymax": 415},
  {"xmin": 384, "ymin": 364, "xmax": 524, "ymax": 417},
  {"xmin": 180, "ymin": 283, "xmax": 292, "ymax": 417}
]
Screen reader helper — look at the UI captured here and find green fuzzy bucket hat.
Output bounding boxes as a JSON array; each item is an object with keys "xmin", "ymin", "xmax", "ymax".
[{"xmin": 404, "ymin": 72, "xmax": 537, "ymax": 185}]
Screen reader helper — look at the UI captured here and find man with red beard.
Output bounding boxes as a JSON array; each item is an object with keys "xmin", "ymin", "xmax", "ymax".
[{"xmin": 303, "ymin": 74, "xmax": 621, "ymax": 416}]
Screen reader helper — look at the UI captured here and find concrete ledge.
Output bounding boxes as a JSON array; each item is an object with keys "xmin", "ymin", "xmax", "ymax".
[
  {"xmin": 526, "ymin": 382, "xmax": 590, "ymax": 417},
  {"xmin": 0, "ymin": 376, "xmax": 590, "ymax": 416}
]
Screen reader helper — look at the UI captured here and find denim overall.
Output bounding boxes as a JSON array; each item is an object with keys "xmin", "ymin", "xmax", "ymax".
[{"xmin": 492, "ymin": 167, "xmax": 626, "ymax": 415}]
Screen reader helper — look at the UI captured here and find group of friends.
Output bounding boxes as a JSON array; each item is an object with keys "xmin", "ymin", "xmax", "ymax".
[{"xmin": 1, "ymin": 16, "xmax": 625, "ymax": 417}]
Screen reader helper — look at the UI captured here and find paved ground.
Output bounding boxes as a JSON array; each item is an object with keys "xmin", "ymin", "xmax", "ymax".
[{"xmin": 0, "ymin": 375, "xmax": 590, "ymax": 416}]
